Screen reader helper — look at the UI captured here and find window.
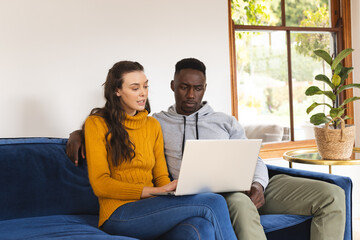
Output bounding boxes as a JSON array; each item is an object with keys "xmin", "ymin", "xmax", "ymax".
[{"xmin": 228, "ymin": 0, "xmax": 353, "ymax": 157}]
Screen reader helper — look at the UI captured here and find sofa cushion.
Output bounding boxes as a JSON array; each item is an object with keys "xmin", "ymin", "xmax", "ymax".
[
  {"xmin": 0, "ymin": 138, "xmax": 99, "ymax": 221},
  {"xmin": 260, "ymin": 214, "xmax": 312, "ymax": 233},
  {"xmin": 0, "ymin": 215, "xmax": 138, "ymax": 240},
  {"xmin": 262, "ymin": 215, "xmax": 312, "ymax": 240}
]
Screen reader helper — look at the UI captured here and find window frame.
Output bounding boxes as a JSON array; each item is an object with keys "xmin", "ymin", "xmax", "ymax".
[{"xmin": 228, "ymin": 0, "xmax": 353, "ymax": 158}]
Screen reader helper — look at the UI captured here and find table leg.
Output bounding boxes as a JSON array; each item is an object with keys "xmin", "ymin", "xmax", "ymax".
[
  {"xmin": 329, "ymin": 165, "xmax": 332, "ymax": 174},
  {"xmin": 289, "ymin": 162, "xmax": 292, "ymax": 168}
]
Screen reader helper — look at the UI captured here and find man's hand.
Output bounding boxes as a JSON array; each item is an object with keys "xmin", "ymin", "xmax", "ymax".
[
  {"xmin": 66, "ymin": 130, "xmax": 85, "ymax": 166},
  {"xmin": 245, "ymin": 181, "xmax": 265, "ymax": 209}
]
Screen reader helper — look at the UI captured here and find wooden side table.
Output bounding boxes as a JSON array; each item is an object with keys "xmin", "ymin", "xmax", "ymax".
[{"xmin": 283, "ymin": 147, "xmax": 360, "ymax": 174}]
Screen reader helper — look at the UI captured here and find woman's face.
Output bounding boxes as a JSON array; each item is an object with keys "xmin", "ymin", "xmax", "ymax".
[{"xmin": 115, "ymin": 71, "xmax": 148, "ymax": 116}]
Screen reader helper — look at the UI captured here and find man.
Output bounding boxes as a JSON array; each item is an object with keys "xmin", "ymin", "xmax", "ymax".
[{"xmin": 67, "ymin": 58, "xmax": 346, "ymax": 240}]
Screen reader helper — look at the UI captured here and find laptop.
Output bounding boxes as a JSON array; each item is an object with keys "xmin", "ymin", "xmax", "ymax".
[{"xmin": 153, "ymin": 139, "xmax": 262, "ymax": 196}]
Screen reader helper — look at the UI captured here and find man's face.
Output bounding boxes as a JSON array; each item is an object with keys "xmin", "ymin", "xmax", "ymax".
[{"xmin": 171, "ymin": 68, "xmax": 207, "ymax": 115}]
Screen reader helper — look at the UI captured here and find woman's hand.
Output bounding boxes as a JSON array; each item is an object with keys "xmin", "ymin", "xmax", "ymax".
[{"xmin": 141, "ymin": 180, "xmax": 178, "ymax": 199}]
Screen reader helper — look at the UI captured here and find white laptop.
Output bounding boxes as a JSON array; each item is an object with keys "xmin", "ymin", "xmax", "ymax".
[{"xmin": 153, "ymin": 139, "xmax": 262, "ymax": 196}]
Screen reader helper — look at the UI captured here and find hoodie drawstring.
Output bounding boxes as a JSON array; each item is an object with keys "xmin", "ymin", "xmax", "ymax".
[
  {"xmin": 181, "ymin": 113, "xmax": 199, "ymax": 155},
  {"xmin": 195, "ymin": 113, "xmax": 199, "ymax": 139},
  {"xmin": 182, "ymin": 116, "xmax": 186, "ymax": 155}
]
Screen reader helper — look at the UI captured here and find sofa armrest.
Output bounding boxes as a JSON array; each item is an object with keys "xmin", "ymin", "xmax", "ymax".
[
  {"xmin": 266, "ymin": 164, "xmax": 353, "ymax": 240},
  {"xmin": 267, "ymin": 164, "xmax": 352, "ymax": 189}
]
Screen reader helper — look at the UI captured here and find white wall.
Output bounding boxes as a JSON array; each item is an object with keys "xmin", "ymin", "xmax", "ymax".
[
  {"xmin": 352, "ymin": 0, "xmax": 360, "ymax": 148},
  {"xmin": 0, "ymin": 0, "xmax": 231, "ymax": 138},
  {"xmin": 351, "ymin": 0, "xmax": 360, "ymax": 222}
]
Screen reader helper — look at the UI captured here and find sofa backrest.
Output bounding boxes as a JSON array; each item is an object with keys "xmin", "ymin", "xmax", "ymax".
[
  {"xmin": 244, "ymin": 124, "xmax": 290, "ymax": 143},
  {"xmin": 0, "ymin": 138, "xmax": 99, "ymax": 221}
]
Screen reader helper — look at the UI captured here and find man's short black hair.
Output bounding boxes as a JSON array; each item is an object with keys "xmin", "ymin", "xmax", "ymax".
[{"xmin": 175, "ymin": 58, "xmax": 206, "ymax": 77}]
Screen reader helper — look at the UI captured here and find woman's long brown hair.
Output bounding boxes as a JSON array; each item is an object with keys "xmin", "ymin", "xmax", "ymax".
[{"xmin": 88, "ymin": 61, "xmax": 150, "ymax": 166}]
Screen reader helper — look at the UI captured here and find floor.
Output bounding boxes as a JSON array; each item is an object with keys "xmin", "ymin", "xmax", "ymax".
[{"xmin": 264, "ymin": 158, "xmax": 360, "ymax": 239}]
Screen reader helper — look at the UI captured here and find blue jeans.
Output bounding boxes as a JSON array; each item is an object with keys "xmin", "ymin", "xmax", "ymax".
[
  {"xmin": 157, "ymin": 217, "xmax": 215, "ymax": 240},
  {"xmin": 102, "ymin": 193, "xmax": 237, "ymax": 240}
]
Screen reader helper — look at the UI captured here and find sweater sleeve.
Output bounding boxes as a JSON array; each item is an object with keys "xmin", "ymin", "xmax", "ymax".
[
  {"xmin": 151, "ymin": 118, "xmax": 171, "ymax": 187},
  {"xmin": 84, "ymin": 116, "xmax": 144, "ymax": 200},
  {"xmin": 229, "ymin": 116, "xmax": 269, "ymax": 189}
]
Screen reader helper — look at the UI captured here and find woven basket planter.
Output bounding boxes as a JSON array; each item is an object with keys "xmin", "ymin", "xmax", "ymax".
[{"xmin": 314, "ymin": 117, "xmax": 355, "ymax": 160}]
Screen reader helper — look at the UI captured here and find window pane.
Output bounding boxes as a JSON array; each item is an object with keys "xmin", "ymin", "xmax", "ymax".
[
  {"xmin": 285, "ymin": 0, "xmax": 330, "ymax": 27},
  {"xmin": 291, "ymin": 32, "xmax": 335, "ymax": 140},
  {"xmin": 235, "ymin": 31, "xmax": 290, "ymax": 143},
  {"xmin": 231, "ymin": 0, "xmax": 281, "ymax": 26}
]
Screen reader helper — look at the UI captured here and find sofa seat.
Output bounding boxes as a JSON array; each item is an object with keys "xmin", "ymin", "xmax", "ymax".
[
  {"xmin": 261, "ymin": 214, "xmax": 312, "ymax": 239},
  {"xmin": 0, "ymin": 213, "xmax": 312, "ymax": 240},
  {"xmin": 0, "ymin": 214, "xmax": 312, "ymax": 240},
  {"xmin": 261, "ymin": 214, "xmax": 312, "ymax": 232},
  {"xmin": 0, "ymin": 215, "xmax": 137, "ymax": 240}
]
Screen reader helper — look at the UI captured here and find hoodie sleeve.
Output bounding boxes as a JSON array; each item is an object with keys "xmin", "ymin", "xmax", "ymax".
[{"xmin": 229, "ymin": 116, "xmax": 269, "ymax": 189}]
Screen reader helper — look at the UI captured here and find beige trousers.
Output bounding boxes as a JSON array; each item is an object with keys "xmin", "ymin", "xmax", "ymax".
[{"xmin": 223, "ymin": 174, "xmax": 346, "ymax": 240}]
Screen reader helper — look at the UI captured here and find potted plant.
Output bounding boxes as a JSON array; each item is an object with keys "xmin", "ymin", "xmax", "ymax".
[{"xmin": 305, "ymin": 48, "xmax": 360, "ymax": 159}]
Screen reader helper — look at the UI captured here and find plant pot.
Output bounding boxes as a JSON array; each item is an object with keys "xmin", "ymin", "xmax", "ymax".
[{"xmin": 314, "ymin": 118, "xmax": 356, "ymax": 160}]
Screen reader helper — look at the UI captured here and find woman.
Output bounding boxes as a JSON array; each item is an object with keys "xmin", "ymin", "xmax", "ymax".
[{"xmin": 84, "ymin": 60, "xmax": 237, "ymax": 240}]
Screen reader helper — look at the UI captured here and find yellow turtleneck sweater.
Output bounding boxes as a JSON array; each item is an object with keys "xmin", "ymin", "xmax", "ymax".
[{"xmin": 84, "ymin": 110, "xmax": 171, "ymax": 227}]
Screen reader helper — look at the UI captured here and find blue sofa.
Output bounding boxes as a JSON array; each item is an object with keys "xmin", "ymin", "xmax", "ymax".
[{"xmin": 0, "ymin": 138, "xmax": 352, "ymax": 239}]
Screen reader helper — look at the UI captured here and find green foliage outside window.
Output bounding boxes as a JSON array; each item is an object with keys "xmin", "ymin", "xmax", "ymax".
[{"xmin": 232, "ymin": 0, "xmax": 336, "ymax": 131}]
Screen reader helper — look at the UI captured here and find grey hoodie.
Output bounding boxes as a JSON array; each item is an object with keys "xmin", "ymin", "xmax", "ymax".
[{"xmin": 153, "ymin": 102, "xmax": 269, "ymax": 189}]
